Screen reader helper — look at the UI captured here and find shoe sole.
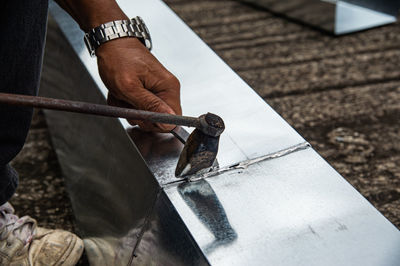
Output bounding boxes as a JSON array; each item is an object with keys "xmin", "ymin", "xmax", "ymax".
[{"xmin": 57, "ymin": 234, "xmax": 84, "ymax": 266}]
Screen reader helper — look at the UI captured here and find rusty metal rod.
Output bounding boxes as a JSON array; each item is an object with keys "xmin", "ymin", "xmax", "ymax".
[{"xmin": 0, "ymin": 93, "xmax": 201, "ymax": 128}]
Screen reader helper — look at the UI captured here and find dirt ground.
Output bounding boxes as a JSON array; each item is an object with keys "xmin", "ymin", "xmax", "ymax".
[{"xmin": 9, "ymin": 0, "xmax": 399, "ymax": 264}]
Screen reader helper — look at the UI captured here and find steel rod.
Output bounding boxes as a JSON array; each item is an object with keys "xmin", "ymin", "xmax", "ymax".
[{"xmin": 0, "ymin": 93, "xmax": 201, "ymax": 128}]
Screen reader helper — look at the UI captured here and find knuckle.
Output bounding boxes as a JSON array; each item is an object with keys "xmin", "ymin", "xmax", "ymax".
[
  {"xmin": 171, "ymin": 77, "xmax": 181, "ymax": 90},
  {"xmin": 162, "ymin": 73, "xmax": 180, "ymax": 89}
]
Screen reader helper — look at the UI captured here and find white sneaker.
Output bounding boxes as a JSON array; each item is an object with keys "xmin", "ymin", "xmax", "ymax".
[{"xmin": 0, "ymin": 202, "xmax": 83, "ymax": 265}]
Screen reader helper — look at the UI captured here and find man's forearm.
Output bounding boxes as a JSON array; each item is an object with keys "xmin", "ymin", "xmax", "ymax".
[
  {"xmin": 55, "ymin": 0, "xmax": 128, "ymax": 31},
  {"xmin": 54, "ymin": 0, "xmax": 182, "ymax": 132}
]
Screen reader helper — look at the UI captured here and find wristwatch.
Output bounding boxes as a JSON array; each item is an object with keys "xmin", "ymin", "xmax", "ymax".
[{"xmin": 84, "ymin": 16, "xmax": 152, "ymax": 57}]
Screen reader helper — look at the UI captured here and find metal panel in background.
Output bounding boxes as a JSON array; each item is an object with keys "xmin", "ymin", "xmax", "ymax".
[
  {"xmin": 41, "ymin": 0, "xmax": 400, "ymax": 265},
  {"xmin": 241, "ymin": 0, "xmax": 399, "ymax": 35}
]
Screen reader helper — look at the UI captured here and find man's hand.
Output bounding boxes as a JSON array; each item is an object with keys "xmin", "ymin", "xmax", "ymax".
[
  {"xmin": 96, "ymin": 37, "xmax": 182, "ymax": 132},
  {"xmin": 54, "ymin": 0, "xmax": 182, "ymax": 132}
]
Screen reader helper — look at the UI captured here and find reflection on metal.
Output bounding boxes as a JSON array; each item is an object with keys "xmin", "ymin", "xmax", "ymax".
[
  {"xmin": 42, "ymin": 0, "xmax": 400, "ymax": 265},
  {"xmin": 132, "ymin": 191, "xmax": 209, "ymax": 266},
  {"xmin": 164, "ymin": 148, "xmax": 400, "ymax": 265},
  {"xmin": 178, "ymin": 180, "xmax": 237, "ymax": 254},
  {"xmin": 241, "ymin": 0, "xmax": 398, "ymax": 34}
]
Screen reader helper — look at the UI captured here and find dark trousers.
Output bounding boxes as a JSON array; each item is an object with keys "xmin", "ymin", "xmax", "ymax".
[{"xmin": 0, "ymin": 0, "xmax": 49, "ymax": 205}]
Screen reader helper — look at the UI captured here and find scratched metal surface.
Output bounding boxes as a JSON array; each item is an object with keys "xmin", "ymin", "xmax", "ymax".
[{"xmin": 43, "ymin": 0, "xmax": 400, "ymax": 265}]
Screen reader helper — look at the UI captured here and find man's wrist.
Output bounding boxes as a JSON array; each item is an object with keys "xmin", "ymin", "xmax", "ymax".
[
  {"xmin": 55, "ymin": 0, "xmax": 128, "ymax": 32},
  {"xmin": 96, "ymin": 37, "xmax": 145, "ymax": 58},
  {"xmin": 80, "ymin": 8, "xmax": 128, "ymax": 32}
]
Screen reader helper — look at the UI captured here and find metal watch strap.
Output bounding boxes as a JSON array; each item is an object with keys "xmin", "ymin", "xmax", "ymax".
[{"xmin": 84, "ymin": 16, "xmax": 152, "ymax": 57}]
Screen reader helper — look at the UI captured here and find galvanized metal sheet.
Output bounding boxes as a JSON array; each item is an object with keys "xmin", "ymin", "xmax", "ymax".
[
  {"xmin": 165, "ymin": 148, "xmax": 400, "ymax": 266},
  {"xmin": 42, "ymin": 0, "xmax": 400, "ymax": 265}
]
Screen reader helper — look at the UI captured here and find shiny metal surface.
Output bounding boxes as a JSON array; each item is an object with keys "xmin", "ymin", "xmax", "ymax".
[
  {"xmin": 165, "ymin": 148, "xmax": 400, "ymax": 265},
  {"xmin": 42, "ymin": 16, "xmax": 159, "ymax": 265},
  {"xmin": 241, "ymin": 0, "xmax": 398, "ymax": 35},
  {"xmin": 133, "ymin": 191, "xmax": 209, "ymax": 266},
  {"xmin": 42, "ymin": 0, "xmax": 400, "ymax": 265}
]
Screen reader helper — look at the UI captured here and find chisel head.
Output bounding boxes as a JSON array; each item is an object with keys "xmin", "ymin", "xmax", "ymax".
[{"xmin": 175, "ymin": 113, "xmax": 224, "ymax": 177}]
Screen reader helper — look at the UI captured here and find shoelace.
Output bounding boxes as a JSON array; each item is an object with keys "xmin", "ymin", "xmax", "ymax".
[{"xmin": 0, "ymin": 203, "xmax": 36, "ymax": 248}]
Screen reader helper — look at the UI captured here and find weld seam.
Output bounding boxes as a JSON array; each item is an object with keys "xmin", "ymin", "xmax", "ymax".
[
  {"xmin": 163, "ymin": 141, "xmax": 311, "ymax": 186},
  {"xmin": 189, "ymin": 141, "xmax": 311, "ymax": 181}
]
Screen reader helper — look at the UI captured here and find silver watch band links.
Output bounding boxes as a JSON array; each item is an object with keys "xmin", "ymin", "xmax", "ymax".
[{"xmin": 84, "ymin": 16, "xmax": 152, "ymax": 57}]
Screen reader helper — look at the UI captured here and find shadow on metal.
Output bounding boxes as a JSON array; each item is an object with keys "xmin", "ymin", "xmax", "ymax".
[{"xmin": 178, "ymin": 179, "xmax": 237, "ymax": 254}]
